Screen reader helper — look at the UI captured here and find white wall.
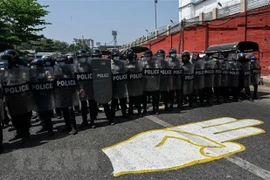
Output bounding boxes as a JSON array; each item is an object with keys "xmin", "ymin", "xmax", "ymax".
[{"xmin": 179, "ymin": 0, "xmax": 241, "ymax": 21}]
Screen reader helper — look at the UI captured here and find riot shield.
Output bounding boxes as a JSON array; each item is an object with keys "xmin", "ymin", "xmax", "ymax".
[
  {"xmin": 74, "ymin": 58, "xmax": 94, "ymax": 100},
  {"xmin": 2, "ymin": 68, "xmax": 33, "ymax": 116},
  {"xmin": 204, "ymin": 59, "xmax": 216, "ymax": 88},
  {"xmin": 91, "ymin": 59, "xmax": 112, "ymax": 104},
  {"xmin": 193, "ymin": 59, "xmax": 205, "ymax": 90},
  {"xmin": 30, "ymin": 67, "xmax": 55, "ymax": 112},
  {"xmin": 251, "ymin": 62, "xmax": 261, "ymax": 86},
  {"xmin": 241, "ymin": 61, "xmax": 251, "ymax": 87},
  {"xmin": 126, "ymin": 60, "xmax": 144, "ymax": 97},
  {"xmin": 0, "ymin": 83, "xmax": 4, "ymax": 122},
  {"xmin": 111, "ymin": 60, "xmax": 128, "ymax": 99},
  {"xmin": 143, "ymin": 59, "xmax": 160, "ymax": 92},
  {"xmin": 221, "ymin": 60, "xmax": 230, "ymax": 87},
  {"xmin": 54, "ymin": 64, "xmax": 79, "ymax": 108},
  {"xmin": 228, "ymin": 61, "xmax": 240, "ymax": 87},
  {"xmin": 214, "ymin": 59, "xmax": 223, "ymax": 87},
  {"xmin": 158, "ymin": 58, "xmax": 172, "ymax": 92},
  {"xmin": 170, "ymin": 58, "xmax": 183, "ymax": 90},
  {"xmin": 182, "ymin": 62, "xmax": 194, "ymax": 95}
]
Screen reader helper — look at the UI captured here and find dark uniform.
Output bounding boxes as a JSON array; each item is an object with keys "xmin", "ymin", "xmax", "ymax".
[
  {"xmin": 110, "ymin": 49, "xmax": 128, "ymax": 119},
  {"xmin": 75, "ymin": 49, "xmax": 98, "ymax": 128},
  {"xmin": 126, "ymin": 49, "xmax": 143, "ymax": 117},
  {"xmin": 1, "ymin": 50, "xmax": 33, "ymax": 143},
  {"xmin": 30, "ymin": 58, "xmax": 54, "ymax": 136},
  {"xmin": 250, "ymin": 55, "xmax": 261, "ymax": 99},
  {"xmin": 182, "ymin": 50, "xmax": 195, "ymax": 107},
  {"xmin": 192, "ymin": 52, "xmax": 205, "ymax": 106},
  {"xmin": 169, "ymin": 48, "xmax": 183, "ymax": 110},
  {"xmin": 156, "ymin": 49, "xmax": 172, "ymax": 111},
  {"xmin": 54, "ymin": 55, "xmax": 78, "ymax": 135},
  {"xmin": 142, "ymin": 50, "xmax": 160, "ymax": 115}
]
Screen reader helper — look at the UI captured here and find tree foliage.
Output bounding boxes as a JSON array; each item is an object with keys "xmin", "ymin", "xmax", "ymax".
[
  {"xmin": 0, "ymin": 0, "xmax": 50, "ymax": 51},
  {"xmin": 18, "ymin": 37, "xmax": 92, "ymax": 53}
]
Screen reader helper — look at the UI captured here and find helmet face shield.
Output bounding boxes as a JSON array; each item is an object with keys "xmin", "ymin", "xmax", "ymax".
[{"xmin": 170, "ymin": 53, "xmax": 177, "ymax": 58}]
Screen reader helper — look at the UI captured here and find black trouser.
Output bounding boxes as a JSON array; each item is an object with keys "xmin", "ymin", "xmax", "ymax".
[
  {"xmin": 245, "ymin": 87, "xmax": 251, "ymax": 97},
  {"xmin": 222, "ymin": 87, "xmax": 229, "ymax": 102},
  {"xmin": 111, "ymin": 98, "xmax": 127, "ymax": 118},
  {"xmin": 143, "ymin": 91, "xmax": 160, "ymax": 113},
  {"xmin": 128, "ymin": 96, "xmax": 142, "ymax": 115},
  {"xmin": 81, "ymin": 99, "xmax": 98, "ymax": 124},
  {"xmin": 11, "ymin": 111, "xmax": 32, "ymax": 138},
  {"xmin": 239, "ymin": 86, "xmax": 251, "ymax": 100},
  {"xmin": 214, "ymin": 87, "xmax": 221, "ymax": 102},
  {"xmin": 253, "ymin": 85, "xmax": 258, "ymax": 99},
  {"xmin": 183, "ymin": 93, "xmax": 194, "ymax": 107},
  {"xmin": 204, "ymin": 87, "xmax": 213, "ymax": 103},
  {"xmin": 193, "ymin": 89, "xmax": 204, "ymax": 104},
  {"xmin": 99, "ymin": 103, "xmax": 113, "ymax": 123},
  {"xmin": 160, "ymin": 91, "xmax": 169, "ymax": 109},
  {"xmin": 62, "ymin": 107, "xmax": 77, "ymax": 130},
  {"xmin": 55, "ymin": 108, "xmax": 62, "ymax": 117},
  {"xmin": 230, "ymin": 87, "xmax": 239, "ymax": 101},
  {"xmin": 2, "ymin": 108, "xmax": 10, "ymax": 126},
  {"xmin": 39, "ymin": 110, "xmax": 53, "ymax": 132},
  {"xmin": 170, "ymin": 90, "xmax": 183, "ymax": 108}
]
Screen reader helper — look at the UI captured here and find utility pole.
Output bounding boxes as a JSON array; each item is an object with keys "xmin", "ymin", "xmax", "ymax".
[
  {"xmin": 178, "ymin": 20, "xmax": 185, "ymax": 54},
  {"xmin": 154, "ymin": 0, "xmax": 158, "ymax": 30}
]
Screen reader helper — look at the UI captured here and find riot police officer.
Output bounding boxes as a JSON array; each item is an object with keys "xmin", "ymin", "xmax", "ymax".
[
  {"xmin": 250, "ymin": 55, "xmax": 261, "ymax": 99},
  {"xmin": 228, "ymin": 57, "xmax": 241, "ymax": 101},
  {"xmin": 221, "ymin": 55, "xmax": 230, "ymax": 103},
  {"xmin": 168, "ymin": 48, "xmax": 183, "ymax": 110},
  {"xmin": 192, "ymin": 52, "xmax": 205, "ymax": 106},
  {"xmin": 238, "ymin": 53, "xmax": 252, "ymax": 100},
  {"xmin": 30, "ymin": 58, "xmax": 55, "ymax": 136},
  {"xmin": 0, "ymin": 60, "xmax": 4, "ymax": 152},
  {"xmin": 1, "ymin": 50, "xmax": 33, "ymax": 143},
  {"xmin": 54, "ymin": 55, "xmax": 78, "ymax": 135},
  {"xmin": 204, "ymin": 55, "xmax": 216, "ymax": 105},
  {"xmin": 126, "ymin": 49, "xmax": 143, "ymax": 117},
  {"xmin": 157, "ymin": 49, "xmax": 172, "ymax": 111},
  {"xmin": 182, "ymin": 50, "xmax": 195, "ymax": 107},
  {"xmin": 110, "ymin": 49, "xmax": 128, "ymax": 119},
  {"xmin": 142, "ymin": 50, "xmax": 160, "ymax": 114},
  {"xmin": 91, "ymin": 51, "xmax": 114, "ymax": 125},
  {"xmin": 92, "ymin": 49, "xmax": 102, "ymax": 58},
  {"xmin": 75, "ymin": 49, "xmax": 98, "ymax": 128},
  {"xmin": 43, "ymin": 55, "xmax": 62, "ymax": 119}
]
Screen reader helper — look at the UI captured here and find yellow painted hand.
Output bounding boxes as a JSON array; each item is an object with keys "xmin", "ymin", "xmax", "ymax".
[{"xmin": 102, "ymin": 117, "xmax": 265, "ymax": 177}]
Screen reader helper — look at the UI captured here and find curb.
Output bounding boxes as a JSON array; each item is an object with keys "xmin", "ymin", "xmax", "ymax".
[{"xmin": 262, "ymin": 77, "xmax": 270, "ymax": 87}]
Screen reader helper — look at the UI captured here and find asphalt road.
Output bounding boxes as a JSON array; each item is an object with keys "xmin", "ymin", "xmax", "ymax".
[{"xmin": 0, "ymin": 86, "xmax": 270, "ymax": 180}]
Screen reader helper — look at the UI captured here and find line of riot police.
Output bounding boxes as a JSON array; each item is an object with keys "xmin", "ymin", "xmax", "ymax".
[{"xmin": 0, "ymin": 47, "xmax": 261, "ymax": 153}]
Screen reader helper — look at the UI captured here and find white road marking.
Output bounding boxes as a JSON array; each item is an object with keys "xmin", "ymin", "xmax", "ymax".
[
  {"xmin": 226, "ymin": 156, "xmax": 270, "ymax": 180},
  {"xmin": 145, "ymin": 115, "xmax": 270, "ymax": 180}
]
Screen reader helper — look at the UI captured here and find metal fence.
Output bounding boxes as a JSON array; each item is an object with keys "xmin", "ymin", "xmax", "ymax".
[
  {"xmin": 121, "ymin": 0, "xmax": 270, "ymax": 49},
  {"xmin": 204, "ymin": 11, "xmax": 212, "ymax": 21},
  {"xmin": 247, "ymin": 0, "xmax": 270, "ymax": 11}
]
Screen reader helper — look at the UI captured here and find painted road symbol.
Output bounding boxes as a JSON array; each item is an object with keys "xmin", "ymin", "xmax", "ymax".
[{"xmin": 102, "ymin": 117, "xmax": 265, "ymax": 177}]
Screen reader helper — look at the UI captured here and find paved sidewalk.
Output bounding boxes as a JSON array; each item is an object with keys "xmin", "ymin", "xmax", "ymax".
[{"xmin": 262, "ymin": 75, "xmax": 270, "ymax": 87}]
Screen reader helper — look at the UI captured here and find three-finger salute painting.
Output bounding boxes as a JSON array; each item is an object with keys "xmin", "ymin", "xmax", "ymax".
[{"xmin": 102, "ymin": 117, "xmax": 265, "ymax": 177}]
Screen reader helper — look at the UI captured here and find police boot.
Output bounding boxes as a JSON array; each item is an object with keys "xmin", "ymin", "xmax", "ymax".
[
  {"xmin": 90, "ymin": 121, "xmax": 96, "ymax": 129},
  {"xmin": 109, "ymin": 118, "xmax": 115, "ymax": 126}
]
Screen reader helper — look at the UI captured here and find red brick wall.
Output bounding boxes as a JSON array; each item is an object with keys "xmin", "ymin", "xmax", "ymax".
[{"xmin": 141, "ymin": 5, "xmax": 270, "ymax": 75}]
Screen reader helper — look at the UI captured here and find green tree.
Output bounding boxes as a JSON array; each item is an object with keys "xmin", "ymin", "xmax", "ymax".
[{"xmin": 0, "ymin": 0, "xmax": 50, "ymax": 51}]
